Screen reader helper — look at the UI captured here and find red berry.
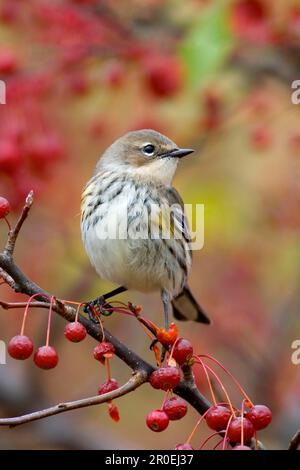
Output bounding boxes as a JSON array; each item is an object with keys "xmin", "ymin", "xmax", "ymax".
[
  {"xmin": 27, "ymin": 134, "xmax": 64, "ymax": 170},
  {"xmin": 149, "ymin": 367, "xmax": 181, "ymax": 391},
  {"xmin": 103, "ymin": 61, "xmax": 124, "ymax": 88},
  {"xmin": 130, "ymin": 119, "xmax": 163, "ymax": 133},
  {"xmin": 231, "ymin": 0, "xmax": 270, "ymax": 43},
  {"xmin": 144, "ymin": 56, "xmax": 182, "ymax": 98},
  {"xmin": 163, "ymin": 396, "xmax": 187, "ymax": 421},
  {"xmin": 94, "ymin": 342, "xmax": 115, "ymax": 363},
  {"xmin": 98, "ymin": 378, "xmax": 119, "ymax": 395},
  {"xmin": 34, "ymin": 346, "xmax": 59, "ymax": 369},
  {"xmin": 4, "ymin": 119, "xmax": 26, "ymax": 144},
  {"xmin": 290, "ymin": 8, "xmax": 300, "ymax": 35},
  {"xmin": 174, "ymin": 443, "xmax": 194, "ymax": 450},
  {"xmin": 8, "ymin": 335, "xmax": 33, "ymax": 360},
  {"xmin": 72, "ymin": 0, "xmax": 98, "ymax": 4},
  {"xmin": 90, "ymin": 119, "xmax": 107, "ymax": 139},
  {"xmin": 0, "ymin": 49, "xmax": 18, "ymax": 74},
  {"xmin": 67, "ymin": 73, "xmax": 89, "ymax": 95},
  {"xmin": 233, "ymin": 445, "xmax": 252, "ymax": 450},
  {"xmin": 172, "ymin": 338, "xmax": 193, "ymax": 366},
  {"xmin": 146, "ymin": 410, "xmax": 169, "ymax": 432},
  {"xmin": 227, "ymin": 417, "xmax": 255, "ymax": 443},
  {"xmin": 246, "ymin": 405, "xmax": 272, "ymax": 430},
  {"xmin": 250, "ymin": 126, "xmax": 272, "ymax": 150},
  {"xmin": 0, "ymin": 196, "xmax": 10, "ymax": 218},
  {"xmin": 233, "ymin": 0, "xmax": 266, "ymax": 25},
  {"xmin": 0, "ymin": 0, "xmax": 18, "ymax": 23},
  {"xmin": 289, "ymin": 132, "xmax": 300, "ymax": 153},
  {"xmin": 206, "ymin": 405, "xmax": 232, "ymax": 431},
  {"xmin": 64, "ymin": 322, "xmax": 87, "ymax": 342},
  {"xmin": 202, "ymin": 91, "xmax": 222, "ymax": 131},
  {"xmin": 0, "ymin": 140, "xmax": 21, "ymax": 173}
]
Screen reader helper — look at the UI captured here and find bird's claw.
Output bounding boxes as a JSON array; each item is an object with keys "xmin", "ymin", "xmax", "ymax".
[
  {"xmin": 149, "ymin": 339, "xmax": 159, "ymax": 351},
  {"xmin": 83, "ymin": 296, "xmax": 113, "ymax": 323},
  {"xmin": 160, "ymin": 346, "xmax": 167, "ymax": 364},
  {"xmin": 83, "ymin": 303, "xmax": 99, "ymax": 323}
]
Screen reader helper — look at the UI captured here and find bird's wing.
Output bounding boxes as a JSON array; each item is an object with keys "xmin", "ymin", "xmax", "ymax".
[
  {"xmin": 166, "ymin": 187, "xmax": 192, "ymax": 246},
  {"xmin": 172, "ymin": 286, "xmax": 210, "ymax": 323}
]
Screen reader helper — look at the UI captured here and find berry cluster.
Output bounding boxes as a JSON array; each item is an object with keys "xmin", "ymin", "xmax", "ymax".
[
  {"xmin": 8, "ymin": 294, "xmax": 60, "ymax": 369},
  {"xmin": 1, "ymin": 205, "xmax": 273, "ymax": 449},
  {"xmin": 1, "ymin": 0, "xmax": 299, "ymax": 216},
  {"xmin": 203, "ymin": 403, "xmax": 272, "ymax": 450},
  {"xmin": 5, "ymin": 295, "xmax": 273, "ymax": 447},
  {"xmin": 7, "ymin": 288, "xmax": 87, "ymax": 369},
  {"xmin": 140, "ymin": 317, "xmax": 272, "ymax": 450},
  {"xmin": 231, "ymin": 0, "xmax": 300, "ymax": 45},
  {"xmin": 0, "ymin": 2, "xmax": 187, "ymax": 210},
  {"xmin": 94, "ymin": 337, "xmax": 120, "ymax": 422},
  {"xmin": 145, "ymin": 322, "xmax": 193, "ymax": 433},
  {"xmin": 0, "ymin": 82, "xmax": 66, "ymax": 208},
  {"xmin": 172, "ymin": 353, "xmax": 272, "ymax": 450}
]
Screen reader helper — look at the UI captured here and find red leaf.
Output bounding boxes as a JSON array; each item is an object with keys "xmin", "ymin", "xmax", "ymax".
[{"xmin": 108, "ymin": 402, "xmax": 120, "ymax": 422}]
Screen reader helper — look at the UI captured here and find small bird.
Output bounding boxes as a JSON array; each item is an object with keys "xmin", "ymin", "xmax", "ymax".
[{"xmin": 81, "ymin": 129, "xmax": 210, "ymax": 328}]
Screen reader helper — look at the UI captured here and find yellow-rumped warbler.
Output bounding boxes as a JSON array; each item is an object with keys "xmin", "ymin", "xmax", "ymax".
[{"xmin": 81, "ymin": 129, "xmax": 210, "ymax": 328}]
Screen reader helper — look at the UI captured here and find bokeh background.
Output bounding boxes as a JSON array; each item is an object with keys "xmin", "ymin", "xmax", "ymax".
[{"xmin": 0, "ymin": 0, "xmax": 300, "ymax": 450}]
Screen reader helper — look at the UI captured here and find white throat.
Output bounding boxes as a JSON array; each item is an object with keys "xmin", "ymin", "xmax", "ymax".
[{"xmin": 105, "ymin": 158, "xmax": 179, "ymax": 186}]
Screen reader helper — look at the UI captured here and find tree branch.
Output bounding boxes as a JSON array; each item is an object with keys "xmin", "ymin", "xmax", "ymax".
[
  {"xmin": 0, "ymin": 267, "xmax": 17, "ymax": 290},
  {"xmin": 0, "ymin": 372, "xmax": 145, "ymax": 428},
  {"xmin": 0, "ymin": 193, "xmax": 211, "ymax": 426},
  {"xmin": 288, "ymin": 428, "xmax": 300, "ymax": 450}
]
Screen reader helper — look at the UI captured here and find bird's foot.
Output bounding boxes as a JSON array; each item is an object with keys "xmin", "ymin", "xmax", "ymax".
[
  {"xmin": 160, "ymin": 346, "xmax": 167, "ymax": 364},
  {"xmin": 149, "ymin": 339, "xmax": 159, "ymax": 351},
  {"xmin": 150, "ymin": 339, "xmax": 168, "ymax": 366},
  {"xmin": 83, "ymin": 296, "xmax": 113, "ymax": 323}
]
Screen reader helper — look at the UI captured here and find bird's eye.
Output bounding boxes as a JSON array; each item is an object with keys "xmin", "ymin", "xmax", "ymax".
[{"xmin": 142, "ymin": 144, "xmax": 155, "ymax": 156}]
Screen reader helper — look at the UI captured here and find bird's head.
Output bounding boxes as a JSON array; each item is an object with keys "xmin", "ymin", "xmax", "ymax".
[{"xmin": 96, "ymin": 129, "xmax": 194, "ymax": 185}]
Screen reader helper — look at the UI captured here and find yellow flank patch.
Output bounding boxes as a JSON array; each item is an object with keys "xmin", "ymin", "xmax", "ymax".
[
  {"xmin": 80, "ymin": 182, "xmax": 95, "ymax": 213},
  {"xmin": 148, "ymin": 208, "xmax": 177, "ymax": 238}
]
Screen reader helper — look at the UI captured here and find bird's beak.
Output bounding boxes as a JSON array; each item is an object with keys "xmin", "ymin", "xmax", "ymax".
[{"xmin": 162, "ymin": 148, "xmax": 194, "ymax": 159}]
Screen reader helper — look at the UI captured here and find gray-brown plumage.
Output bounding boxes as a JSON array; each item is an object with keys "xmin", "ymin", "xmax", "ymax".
[{"xmin": 81, "ymin": 129, "xmax": 210, "ymax": 326}]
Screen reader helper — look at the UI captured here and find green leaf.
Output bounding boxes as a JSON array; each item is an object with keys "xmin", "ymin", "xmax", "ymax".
[{"xmin": 181, "ymin": 3, "xmax": 234, "ymax": 86}]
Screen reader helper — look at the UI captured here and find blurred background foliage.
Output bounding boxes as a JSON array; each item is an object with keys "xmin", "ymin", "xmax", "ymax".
[{"xmin": 0, "ymin": 0, "xmax": 300, "ymax": 450}]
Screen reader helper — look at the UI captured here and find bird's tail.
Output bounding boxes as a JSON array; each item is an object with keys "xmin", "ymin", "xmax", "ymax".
[{"xmin": 172, "ymin": 286, "xmax": 211, "ymax": 324}]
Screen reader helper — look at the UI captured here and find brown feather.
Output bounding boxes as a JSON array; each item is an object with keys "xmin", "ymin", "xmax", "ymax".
[{"xmin": 172, "ymin": 286, "xmax": 211, "ymax": 324}]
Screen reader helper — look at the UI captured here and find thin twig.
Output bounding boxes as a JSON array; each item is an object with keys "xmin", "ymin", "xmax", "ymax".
[
  {"xmin": 288, "ymin": 428, "xmax": 300, "ymax": 450},
  {"xmin": 0, "ymin": 372, "xmax": 145, "ymax": 428},
  {"xmin": 4, "ymin": 190, "xmax": 34, "ymax": 257},
  {"xmin": 0, "ymin": 300, "xmax": 51, "ymax": 310}
]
